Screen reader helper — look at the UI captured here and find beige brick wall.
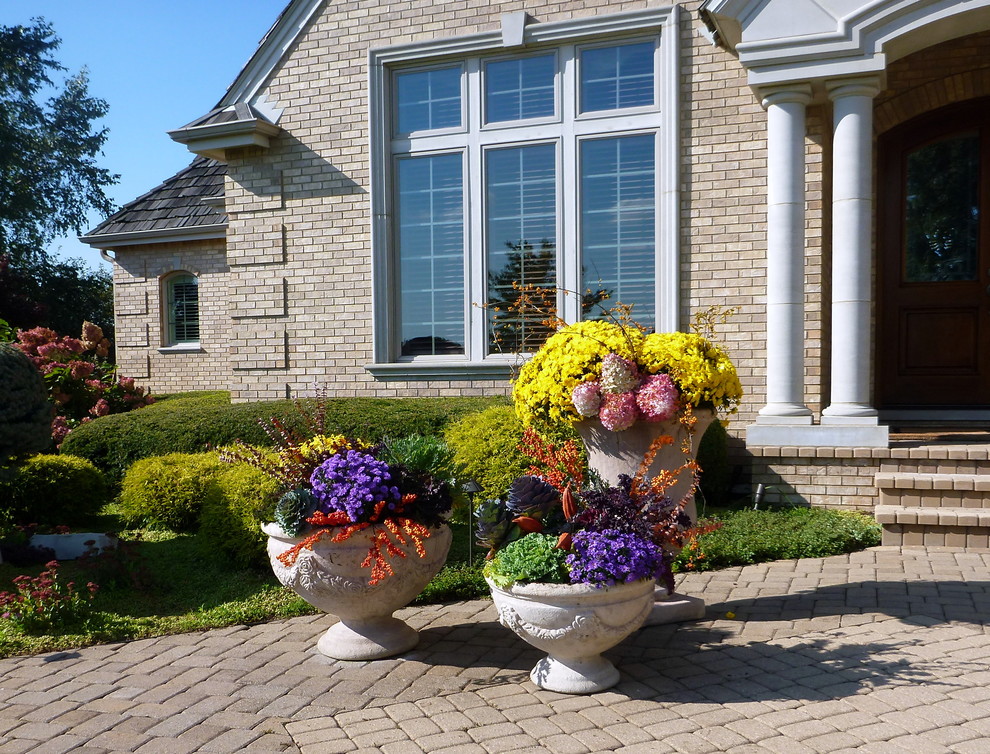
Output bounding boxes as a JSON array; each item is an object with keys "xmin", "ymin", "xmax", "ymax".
[
  {"xmin": 214, "ymin": 0, "xmax": 781, "ymax": 421},
  {"xmin": 111, "ymin": 240, "xmax": 231, "ymax": 395}
]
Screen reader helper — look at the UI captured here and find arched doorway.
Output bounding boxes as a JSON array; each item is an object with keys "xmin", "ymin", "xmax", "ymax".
[{"xmin": 878, "ymin": 98, "xmax": 990, "ymax": 414}]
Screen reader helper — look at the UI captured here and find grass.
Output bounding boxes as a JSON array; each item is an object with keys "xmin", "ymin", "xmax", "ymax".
[{"xmin": 0, "ymin": 506, "xmax": 881, "ymax": 659}]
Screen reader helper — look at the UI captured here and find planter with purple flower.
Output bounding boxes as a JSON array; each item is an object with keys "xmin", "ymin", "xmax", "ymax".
[
  {"xmin": 477, "ymin": 470, "xmax": 685, "ymax": 693},
  {"xmin": 511, "ymin": 320, "xmax": 742, "ymax": 624},
  {"xmin": 223, "ymin": 433, "xmax": 453, "ymax": 661}
]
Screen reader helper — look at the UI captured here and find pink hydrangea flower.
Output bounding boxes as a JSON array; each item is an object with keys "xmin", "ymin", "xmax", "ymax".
[
  {"xmin": 636, "ymin": 373, "xmax": 680, "ymax": 422},
  {"xmin": 70, "ymin": 361, "xmax": 95, "ymax": 380},
  {"xmin": 600, "ymin": 353, "xmax": 640, "ymax": 394},
  {"xmin": 571, "ymin": 381, "xmax": 602, "ymax": 417},
  {"xmin": 599, "ymin": 391, "xmax": 639, "ymax": 431},
  {"xmin": 90, "ymin": 399, "xmax": 110, "ymax": 417}
]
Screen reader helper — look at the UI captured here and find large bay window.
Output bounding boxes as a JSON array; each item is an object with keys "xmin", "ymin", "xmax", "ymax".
[{"xmin": 370, "ymin": 7, "xmax": 681, "ymax": 376}]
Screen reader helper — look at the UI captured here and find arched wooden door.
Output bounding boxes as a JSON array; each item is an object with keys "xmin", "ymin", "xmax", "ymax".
[{"xmin": 878, "ymin": 98, "xmax": 990, "ymax": 411}]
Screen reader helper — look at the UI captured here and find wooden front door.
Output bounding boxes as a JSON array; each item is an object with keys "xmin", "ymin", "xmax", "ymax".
[{"xmin": 878, "ymin": 98, "xmax": 990, "ymax": 410}]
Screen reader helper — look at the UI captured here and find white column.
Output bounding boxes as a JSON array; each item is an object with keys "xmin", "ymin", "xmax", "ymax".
[
  {"xmin": 822, "ymin": 78, "xmax": 882, "ymax": 424},
  {"xmin": 757, "ymin": 87, "xmax": 813, "ymax": 423}
]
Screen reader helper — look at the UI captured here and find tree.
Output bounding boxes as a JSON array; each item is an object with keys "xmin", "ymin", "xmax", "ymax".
[{"xmin": 0, "ymin": 19, "xmax": 117, "ymax": 266}]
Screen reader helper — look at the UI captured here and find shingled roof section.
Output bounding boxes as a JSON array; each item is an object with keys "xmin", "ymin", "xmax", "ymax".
[{"xmin": 84, "ymin": 156, "xmax": 227, "ymax": 240}]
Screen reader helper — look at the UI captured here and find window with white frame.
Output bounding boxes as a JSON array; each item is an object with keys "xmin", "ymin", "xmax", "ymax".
[
  {"xmin": 370, "ymin": 8, "xmax": 680, "ymax": 372},
  {"xmin": 165, "ymin": 273, "xmax": 200, "ymax": 345}
]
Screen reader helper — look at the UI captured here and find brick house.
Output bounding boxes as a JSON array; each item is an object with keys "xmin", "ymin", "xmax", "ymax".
[{"xmin": 82, "ymin": 0, "xmax": 990, "ymax": 545}]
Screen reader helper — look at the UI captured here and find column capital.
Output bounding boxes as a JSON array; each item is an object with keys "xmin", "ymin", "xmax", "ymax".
[
  {"xmin": 760, "ymin": 83, "xmax": 813, "ymax": 110},
  {"xmin": 825, "ymin": 76, "xmax": 881, "ymax": 101}
]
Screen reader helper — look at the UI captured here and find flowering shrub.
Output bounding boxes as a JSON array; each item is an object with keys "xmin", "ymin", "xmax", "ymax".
[
  {"xmin": 512, "ymin": 320, "xmax": 741, "ymax": 430},
  {"xmin": 0, "ymin": 561, "xmax": 99, "ymax": 633},
  {"xmin": 222, "ymin": 414, "xmax": 453, "ymax": 585},
  {"xmin": 14, "ymin": 322, "xmax": 153, "ymax": 445}
]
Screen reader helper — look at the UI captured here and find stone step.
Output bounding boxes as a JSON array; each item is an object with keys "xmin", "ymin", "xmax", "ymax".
[
  {"xmin": 875, "ymin": 505, "xmax": 990, "ymax": 527},
  {"xmin": 876, "ymin": 472, "xmax": 990, "ymax": 510},
  {"xmin": 875, "ymin": 472, "xmax": 990, "ymax": 548}
]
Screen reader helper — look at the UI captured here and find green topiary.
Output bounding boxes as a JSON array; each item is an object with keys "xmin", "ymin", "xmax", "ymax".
[
  {"xmin": 200, "ymin": 463, "xmax": 283, "ymax": 569},
  {"xmin": 1, "ymin": 454, "xmax": 109, "ymax": 526},
  {"xmin": 61, "ymin": 392, "xmax": 506, "ymax": 487},
  {"xmin": 117, "ymin": 453, "xmax": 224, "ymax": 531},
  {"xmin": 0, "ymin": 343, "xmax": 53, "ymax": 462}
]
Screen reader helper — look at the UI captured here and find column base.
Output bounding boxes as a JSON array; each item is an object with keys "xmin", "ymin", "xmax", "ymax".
[{"xmin": 746, "ymin": 422, "xmax": 889, "ymax": 448}]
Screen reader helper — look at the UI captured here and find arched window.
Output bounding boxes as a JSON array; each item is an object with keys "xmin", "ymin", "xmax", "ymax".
[{"xmin": 166, "ymin": 273, "xmax": 199, "ymax": 345}]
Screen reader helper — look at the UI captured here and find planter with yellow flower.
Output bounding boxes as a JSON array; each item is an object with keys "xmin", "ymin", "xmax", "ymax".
[{"xmin": 511, "ymin": 321, "xmax": 742, "ymax": 624}]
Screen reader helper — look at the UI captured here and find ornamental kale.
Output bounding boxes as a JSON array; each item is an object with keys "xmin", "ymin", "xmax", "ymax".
[
  {"xmin": 575, "ymin": 474, "xmax": 688, "ymax": 543},
  {"xmin": 310, "ymin": 450, "xmax": 400, "ymax": 522},
  {"xmin": 566, "ymin": 529, "xmax": 666, "ymax": 586}
]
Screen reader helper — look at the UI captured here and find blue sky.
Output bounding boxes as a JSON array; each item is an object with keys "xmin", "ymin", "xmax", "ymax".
[{"xmin": 4, "ymin": 1, "xmax": 288, "ymax": 270}]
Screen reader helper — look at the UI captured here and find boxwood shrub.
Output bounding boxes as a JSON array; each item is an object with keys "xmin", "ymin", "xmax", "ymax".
[
  {"xmin": 117, "ymin": 453, "xmax": 225, "ymax": 532},
  {"xmin": 200, "ymin": 463, "xmax": 282, "ymax": 569},
  {"xmin": 61, "ymin": 391, "xmax": 506, "ymax": 485},
  {"xmin": 0, "ymin": 454, "xmax": 108, "ymax": 527}
]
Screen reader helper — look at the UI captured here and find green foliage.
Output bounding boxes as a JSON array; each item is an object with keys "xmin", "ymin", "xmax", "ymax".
[
  {"xmin": 0, "ymin": 21, "xmax": 116, "ymax": 266},
  {"xmin": 673, "ymin": 507, "xmax": 882, "ymax": 573},
  {"xmin": 62, "ymin": 392, "xmax": 505, "ymax": 487},
  {"xmin": 484, "ymin": 532, "xmax": 570, "ymax": 588},
  {"xmin": 0, "ymin": 343, "xmax": 52, "ymax": 461},
  {"xmin": 697, "ymin": 420, "xmax": 730, "ymax": 508},
  {"xmin": 117, "ymin": 453, "xmax": 224, "ymax": 532},
  {"xmin": 273, "ymin": 488, "xmax": 317, "ymax": 537},
  {"xmin": 200, "ymin": 464, "xmax": 282, "ymax": 569},
  {"xmin": 445, "ymin": 406, "xmax": 531, "ymax": 503},
  {"xmin": 381, "ymin": 434, "xmax": 457, "ymax": 481},
  {"xmin": 0, "ymin": 317, "xmax": 13, "ymax": 342},
  {"xmin": 1, "ymin": 454, "xmax": 107, "ymax": 526}
]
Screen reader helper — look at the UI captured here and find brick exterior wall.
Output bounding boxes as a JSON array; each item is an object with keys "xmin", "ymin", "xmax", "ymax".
[
  {"xmin": 111, "ymin": 240, "xmax": 230, "ymax": 395},
  {"xmin": 108, "ymin": 3, "xmax": 990, "ymax": 510}
]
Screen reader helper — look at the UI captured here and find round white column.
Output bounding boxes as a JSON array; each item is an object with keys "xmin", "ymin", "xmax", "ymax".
[
  {"xmin": 758, "ymin": 87, "xmax": 813, "ymax": 422},
  {"xmin": 822, "ymin": 78, "xmax": 882, "ymax": 422}
]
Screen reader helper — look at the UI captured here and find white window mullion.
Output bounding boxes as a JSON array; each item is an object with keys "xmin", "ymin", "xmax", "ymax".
[
  {"xmin": 559, "ymin": 44, "xmax": 581, "ymax": 325},
  {"xmin": 465, "ymin": 58, "xmax": 487, "ymax": 362}
]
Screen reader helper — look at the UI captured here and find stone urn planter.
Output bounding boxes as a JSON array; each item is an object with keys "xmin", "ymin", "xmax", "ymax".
[
  {"xmin": 575, "ymin": 408, "xmax": 714, "ymax": 627},
  {"xmin": 263, "ymin": 522, "xmax": 452, "ymax": 660},
  {"xmin": 486, "ymin": 576, "xmax": 655, "ymax": 694}
]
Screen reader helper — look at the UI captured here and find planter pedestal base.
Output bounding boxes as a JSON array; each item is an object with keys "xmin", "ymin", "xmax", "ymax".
[
  {"xmin": 531, "ymin": 654, "xmax": 620, "ymax": 694},
  {"xmin": 644, "ymin": 590, "xmax": 706, "ymax": 626},
  {"xmin": 318, "ymin": 617, "xmax": 419, "ymax": 661}
]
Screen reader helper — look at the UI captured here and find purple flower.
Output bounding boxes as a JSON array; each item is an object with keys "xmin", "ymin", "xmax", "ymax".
[
  {"xmin": 566, "ymin": 529, "xmax": 666, "ymax": 587},
  {"xmin": 310, "ymin": 450, "xmax": 401, "ymax": 522}
]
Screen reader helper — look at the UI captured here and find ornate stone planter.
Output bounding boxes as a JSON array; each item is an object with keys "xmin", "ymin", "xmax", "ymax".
[
  {"xmin": 486, "ymin": 576, "xmax": 655, "ymax": 694},
  {"xmin": 263, "ymin": 523, "xmax": 452, "ymax": 660},
  {"xmin": 574, "ymin": 408, "xmax": 714, "ymax": 626}
]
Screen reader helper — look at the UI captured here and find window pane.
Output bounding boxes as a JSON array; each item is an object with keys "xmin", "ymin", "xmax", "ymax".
[
  {"xmin": 486, "ymin": 144, "xmax": 557, "ymax": 354},
  {"xmin": 905, "ymin": 133, "xmax": 980, "ymax": 282},
  {"xmin": 396, "ymin": 66, "xmax": 462, "ymax": 133},
  {"xmin": 580, "ymin": 134, "xmax": 655, "ymax": 327},
  {"xmin": 580, "ymin": 42, "xmax": 654, "ymax": 113},
  {"xmin": 397, "ymin": 154, "xmax": 465, "ymax": 356},
  {"xmin": 485, "ymin": 54, "xmax": 555, "ymax": 123},
  {"xmin": 168, "ymin": 274, "xmax": 199, "ymax": 344}
]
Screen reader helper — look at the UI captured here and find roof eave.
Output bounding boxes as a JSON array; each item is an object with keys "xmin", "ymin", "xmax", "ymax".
[
  {"xmin": 79, "ymin": 223, "xmax": 228, "ymax": 250},
  {"xmin": 167, "ymin": 119, "xmax": 282, "ymax": 162}
]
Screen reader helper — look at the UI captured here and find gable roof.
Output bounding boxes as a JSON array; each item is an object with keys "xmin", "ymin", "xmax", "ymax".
[{"xmin": 80, "ymin": 157, "xmax": 227, "ymax": 249}]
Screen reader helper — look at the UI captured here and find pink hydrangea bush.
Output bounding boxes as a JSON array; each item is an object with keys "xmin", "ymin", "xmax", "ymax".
[
  {"xmin": 15, "ymin": 323, "xmax": 153, "ymax": 446},
  {"xmin": 571, "ymin": 358, "xmax": 682, "ymax": 431}
]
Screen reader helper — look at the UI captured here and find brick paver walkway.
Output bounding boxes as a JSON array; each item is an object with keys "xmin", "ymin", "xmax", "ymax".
[{"xmin": 2, "ymin": 546, "xmax": 990, "ymax": 752}]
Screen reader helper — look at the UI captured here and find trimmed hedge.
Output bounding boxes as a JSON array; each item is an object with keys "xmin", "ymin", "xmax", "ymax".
[
  {"xmin": 0, "ymin": 454, "xmax": 108, "ymax": 527},
  {"xmin": 117, "ymin": 453, "xmax": 225, "ymax": 531},
  {"xmin": 200, "ymin": 464, "xmax": 282, "ymax": 569},
  {"xmin": 61, "ymin": 391, "xmax": 507, "ymax": 485}
]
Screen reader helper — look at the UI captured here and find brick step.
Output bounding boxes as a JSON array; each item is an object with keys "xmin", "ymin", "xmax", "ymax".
[
  {"xmin": 876, "ymin": 472, "xmax": 990, "ymax": 508},
  {"xmin": 875, "ymin": 505, "xmax": 990, "ymax": 527}
]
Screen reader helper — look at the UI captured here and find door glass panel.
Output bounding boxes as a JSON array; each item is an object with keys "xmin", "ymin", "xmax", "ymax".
[{"xmin": 904, "ymin": 133, "xmax": 980, "ymax": 282}]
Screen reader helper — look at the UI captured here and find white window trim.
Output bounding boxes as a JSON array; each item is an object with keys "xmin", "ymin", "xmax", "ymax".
[{"xmin": 367, "ymin": 5, "xmax": 681, "ymax": 375}]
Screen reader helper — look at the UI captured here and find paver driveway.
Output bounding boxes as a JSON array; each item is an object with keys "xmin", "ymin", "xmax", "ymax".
[{"xmin": 2, "ymin": 546, "xmax": 990, "ymax": 753}]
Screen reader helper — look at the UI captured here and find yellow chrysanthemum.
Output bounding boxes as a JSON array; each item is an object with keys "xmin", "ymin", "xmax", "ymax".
[
  {"xmin": 512, "ymin": 322, "xmax": 743, "ymax": 427},
  {"xmin": 297, "ymin": 434, "xmax": 368, "ymax": 463}
]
